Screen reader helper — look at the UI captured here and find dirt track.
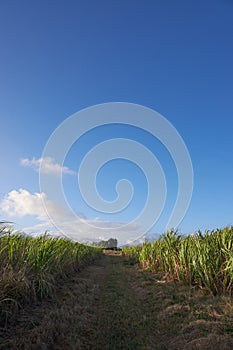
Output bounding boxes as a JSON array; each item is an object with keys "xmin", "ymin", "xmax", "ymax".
[{"xmin": 1, "ymin": 252, "xmax": 233, "ymax": 350}]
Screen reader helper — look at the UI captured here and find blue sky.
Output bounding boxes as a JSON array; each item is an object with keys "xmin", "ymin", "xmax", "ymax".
[{"xmin": 0, "ymin": 0, "xmax": 232, "ymax": 244}]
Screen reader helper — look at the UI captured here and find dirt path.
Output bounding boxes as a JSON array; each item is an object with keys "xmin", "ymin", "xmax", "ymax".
[
  {"xmin": 92, "ymin": 253, "xmax": 157, "ymax": 349},
  {"xmin": 1, "ymin": 252, "xmax": 233, "ymax": 350}
]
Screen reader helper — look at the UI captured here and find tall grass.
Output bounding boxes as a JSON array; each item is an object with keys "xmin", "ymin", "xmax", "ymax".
[
  {"xmin": 123, "ymin": 227, "xmax": 233, "ymax": 296},
  {"xmin": 0, "ymin": 223, "xmax": 101, "ymax": 326}
]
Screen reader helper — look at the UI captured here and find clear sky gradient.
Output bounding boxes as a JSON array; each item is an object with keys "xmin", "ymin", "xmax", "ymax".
[{"xmin": 0, "ymin": 0, "xmax": 232, "ymax": 242}]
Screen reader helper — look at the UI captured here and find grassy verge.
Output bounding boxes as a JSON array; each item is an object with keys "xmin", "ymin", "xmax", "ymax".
[
  {"xmin": 0, "ymin": 223, "xmax": 101, "ymax": 328},
  {"xmin": 131, "ymin": 266, "xmax": 233, "ymax": 348}
]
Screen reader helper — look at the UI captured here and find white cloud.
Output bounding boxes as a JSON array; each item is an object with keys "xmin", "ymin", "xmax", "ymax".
[
  {"xmin": 0, "ymin": 188, "xmax": 142, "ymax": 246},
  {"xmin": 20, "ymin": 157, "xmax": 75, "ymax": 176},
  {"xmin": 0, "ymin": 188, "xmax": 68, "ymax": 221}
]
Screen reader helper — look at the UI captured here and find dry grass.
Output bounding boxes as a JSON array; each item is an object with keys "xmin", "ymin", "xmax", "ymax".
[
  {"xmin": 0, "ymin": 224, "xmax": 101, "ymax": 332},
  {"xmin": 1, "ymin": 250, "xmax": 233, "ymax": 349}
]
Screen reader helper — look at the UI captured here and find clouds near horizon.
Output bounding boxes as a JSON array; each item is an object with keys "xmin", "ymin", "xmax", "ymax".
[{"xmin": 0, "ymin": 188, "xmax": 141, "ymax": 244}]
